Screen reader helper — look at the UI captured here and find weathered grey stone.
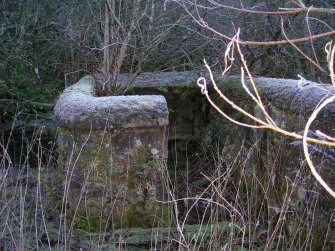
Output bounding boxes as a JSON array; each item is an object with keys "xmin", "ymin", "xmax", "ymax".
[
  {"xmin": 125, "ymin": 71, "xmax": 335, "ymax": 249},
  {"xmin": 120, "ymin": 72, "xmax": 335, "ymax": 125},
  {"xmin": 55, "ymin": 76, "xmax": 170, "ymax": 230},
  {"xmin": 54, "ymin": 75, "xmax": 169, "ymax": 130},
  {"xmin": 216, "ymin": 76, "xmax": 335, "ymax": 124},
  {"xmin": 117, "ymin": 71, "xmax": 207, "ymax": 88},
  {"xmin": 54, "ymin": 71, "xmax": 334, "ymax": 247},
  {"xmin": 251, "ymin": 103, "xmax": 335, "ymax": 250}
]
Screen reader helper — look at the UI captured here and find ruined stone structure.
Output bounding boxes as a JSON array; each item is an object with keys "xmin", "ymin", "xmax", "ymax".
[
  {"xmin": 127, "ymin": 72, "xmax": 335, "ymax": 249},
  {"xmin": 54, "ymin": 75, "xmax": 170, "ymax": 229},
  {"xmin": 55, "ymin": 72, "xmax": 334, "ymax": 248}
]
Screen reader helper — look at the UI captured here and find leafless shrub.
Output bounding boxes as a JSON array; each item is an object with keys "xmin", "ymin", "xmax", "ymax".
[
  {"xmin": 1, "ymin": 117, "xmax": 333, "ymax": 250},
  {"xmin": 167, "ymin": 0, "xmax": 335, "ymax": 197},
  {"xmin": 163, "ymin": 136, "xmax": 334, "ymax": 250},
  {"xmin": 168, "ymin": 0, "xmax": 335, "ymax": 80}
]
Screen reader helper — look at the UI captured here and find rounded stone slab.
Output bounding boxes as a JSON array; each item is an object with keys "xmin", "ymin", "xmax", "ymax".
[
  {"xmin": 251, "ymin": 77, "xmax": 335, "ymax": 123},
  {"xmin": 217, "ymin": 76, "xmax": 335, "ymax": 124},
  {"xmin": 54, "ymin": 75, "xmax": 169, "ymax": 130}
]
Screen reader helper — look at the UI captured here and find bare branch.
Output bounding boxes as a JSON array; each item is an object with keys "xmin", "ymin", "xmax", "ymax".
[
  {"xmin": 199, "ymin": 18, "xmax": 335, "ymax": 46},
  {"xmin": 303, "ymin": 95, "xmax": 335, "ymax": 198},
  {"xmin": 280, "ymin": 7, "xmax": 335, "ymax": 14},
  {"xmin": 325, "ymin": 41, "xmax": 335, "ymax": 87},
  {"xmin": 280, "ymin": 19, "xmax": 326, "ymax": 73},
  {"xmin": 196, "ymin": 35, "xmax": 335, "ymax": 197},
  {"xmin": 171, "ymin": 0, "xmax": 335, "ymax": 46}
]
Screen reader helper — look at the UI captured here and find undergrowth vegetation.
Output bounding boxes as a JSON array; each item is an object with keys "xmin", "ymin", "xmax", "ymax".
[{"xmin": 1, "ymin": 123, "xmax": 333, "ymax": 250}]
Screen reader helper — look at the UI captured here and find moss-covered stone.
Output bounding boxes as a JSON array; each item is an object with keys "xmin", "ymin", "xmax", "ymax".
[{"xmin": 57, "ymin": 125, "xmax": 170, "ymax": 231}]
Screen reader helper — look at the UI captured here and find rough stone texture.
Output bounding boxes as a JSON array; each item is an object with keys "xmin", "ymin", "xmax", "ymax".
[
  {"xmin": 125, "ymin": 71, "xmax": 335, "ymax": 249},
  {"xmin": 55, "ymin": 76, "xmax": 170, "ymax": 230},
  {"xmin": 251, "ymin": 103, "xmax": 335, "ymax": 250},
  {"xmin": 216, "ymin": 76, "xmax": 335, "ymax": 124},
  {"xmin": 116, "ymin": 71, "xmax": 207, "ymax": 88},
  {"xmin": 54, "ymin": 75, "xmax": 169, "ymax": 130},
  {"xmin": 55, "ymin": 72, "xmax": 334, "ymax": 247},
  {"xmin": 117, "ymin": 71, "xmax": 335, "ymax": 124}
]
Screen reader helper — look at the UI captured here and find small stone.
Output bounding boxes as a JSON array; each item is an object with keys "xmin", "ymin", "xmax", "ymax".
[
  {"xmin": 135, "ymin": 139, "xmax": 142, "ymax": 146},
  {"xmin": 151, "ymin": 148, "xmax": 159, "ymax": 155}
]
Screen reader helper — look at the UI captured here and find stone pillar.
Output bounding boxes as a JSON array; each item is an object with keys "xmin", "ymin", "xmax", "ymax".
[{"xmin": 54, "ymin": 76, "xmax": 170, "ymax": 230}]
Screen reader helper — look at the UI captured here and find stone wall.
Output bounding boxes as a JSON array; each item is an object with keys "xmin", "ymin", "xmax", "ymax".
[
  {"xmin": 54, "ymin": 75, "xmax": 170, "ymax": 230},
  {"xmin": 55, "ymin": 72, "xmax": 334, "ymax": 247},
  {"xmin": 127, "ymin": 72, "xmax": 335, "ymax": 249}
]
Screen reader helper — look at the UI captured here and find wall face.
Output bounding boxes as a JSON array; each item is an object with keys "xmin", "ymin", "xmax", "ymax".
[
  {"xmin": 55, "ymin": 76, "xmax": 170, "ymax": 230},
  {"xmin": 57, "ymin": 127, "xmax": 170, "ymax": 230},
  {"xmin": 252, "ymin": 105, "xmax": 335, "ymax": 249},
  {"xmin": 128, "ymin": 72, "xmax": 335, "ymax": 249},
  {"xmin": 55, "ymin": 72, "xmax": 334, "ymax": 248}
]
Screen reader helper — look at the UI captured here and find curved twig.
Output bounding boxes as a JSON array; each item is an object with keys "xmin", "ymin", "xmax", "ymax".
[{"xmin": 302, "ymin": 95, "xmax": 335, "ymax": 198}]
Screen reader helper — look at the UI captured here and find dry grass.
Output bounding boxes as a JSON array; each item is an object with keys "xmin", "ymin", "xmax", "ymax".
[{"xmin": 0, "ymin": 122, "xmax": 333, "ymax": 250}]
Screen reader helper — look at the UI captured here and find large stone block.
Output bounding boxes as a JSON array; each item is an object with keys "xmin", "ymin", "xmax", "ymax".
[{"xmin": 55, "ymin": 76, "xmax": 170, "ymax": 230}]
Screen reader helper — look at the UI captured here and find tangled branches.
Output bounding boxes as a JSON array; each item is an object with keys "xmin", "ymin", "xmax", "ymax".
[{"xmin": 197, "ymin": 30, "xmax": 335, "ymax": 197}]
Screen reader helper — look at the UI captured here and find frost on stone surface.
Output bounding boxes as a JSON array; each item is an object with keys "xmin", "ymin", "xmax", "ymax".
[{"xmin": 54, "ymin": 75, "xmax": 169, "ymax": 129}]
